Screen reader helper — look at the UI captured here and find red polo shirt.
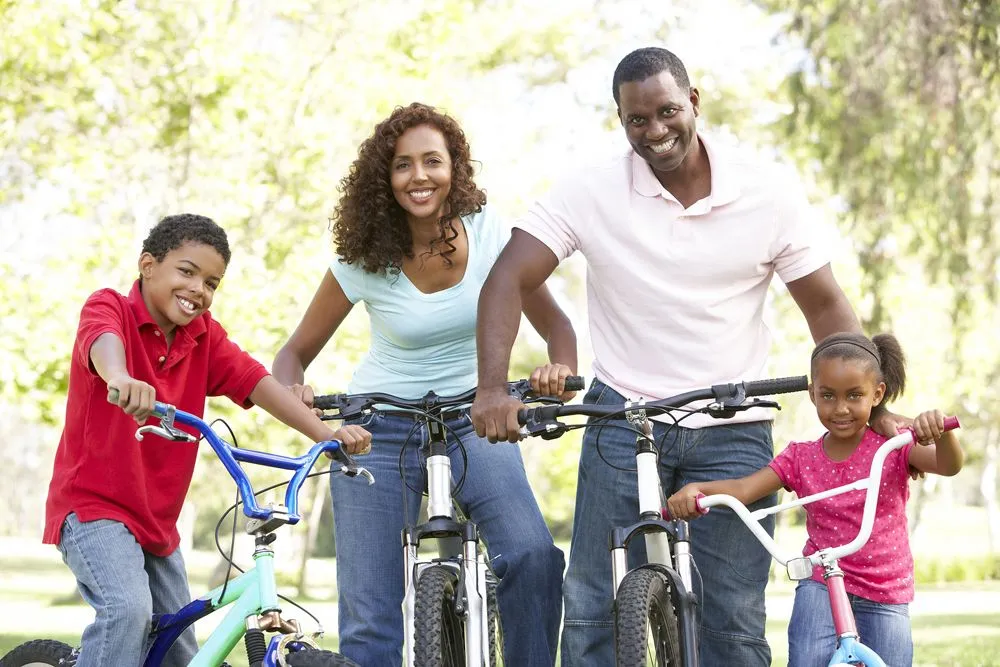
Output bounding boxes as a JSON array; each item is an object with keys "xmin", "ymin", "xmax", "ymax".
[{"xmin": 44, "ymin": 281, "xmax": 270, "ymax": 557}]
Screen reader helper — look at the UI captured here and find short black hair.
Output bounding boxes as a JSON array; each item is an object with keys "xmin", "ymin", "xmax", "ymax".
[
  {"xmin": 141, "ymin": 214, "xmax": 231, "ymax": 266},
  {"xmin": 612, "ymin": 47, "xmax": 691, "ymax": 106}
]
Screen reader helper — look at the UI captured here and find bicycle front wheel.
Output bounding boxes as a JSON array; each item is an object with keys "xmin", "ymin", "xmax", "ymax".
[
  {"xmin": 485, "ymin": 570, "xmax": 503, "ymax": 667},
  {"xmin": 614, "ymin": 567, "xmax": 682, "ymax": 667},
  {"xmin": 413, "ymin": 565, "xmax": 466, "ymax": 667}
]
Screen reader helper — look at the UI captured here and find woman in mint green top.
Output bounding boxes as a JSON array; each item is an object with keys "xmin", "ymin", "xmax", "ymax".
[{"xmin": 272, "ymin": 102, "xmax": 577, "ymax": 667}]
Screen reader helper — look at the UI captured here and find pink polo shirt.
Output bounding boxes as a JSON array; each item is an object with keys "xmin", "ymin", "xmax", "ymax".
[
  {"xmin": 516, "ymin": 134, "xmax": 829, "ymax": 427},
  {"xmin": 769, "ymin": 429, "xmax": 916, "ymax": 603}
]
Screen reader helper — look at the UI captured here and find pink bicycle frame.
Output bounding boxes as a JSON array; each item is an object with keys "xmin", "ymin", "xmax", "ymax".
[{"xmin": 691, "ymin": 417, "xmax": 959, "ymax": 667}]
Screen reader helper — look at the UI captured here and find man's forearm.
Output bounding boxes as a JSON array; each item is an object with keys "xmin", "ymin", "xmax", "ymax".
[
  {"xmin": 477, "ymin": 271, "xmax": 523, "ymax": 390},
  {"xmin": 546, "ymin": 319, "xmax": 578, "ymax": 373},
  {"xmin": 807, "ymin": 292, "xmax": 862, "ymax": 343}
]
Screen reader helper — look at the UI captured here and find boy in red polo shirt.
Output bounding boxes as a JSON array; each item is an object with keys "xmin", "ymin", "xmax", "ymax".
[{"xmin": 43, "ymin": 214, "xmax": 371, "ymax": 667}]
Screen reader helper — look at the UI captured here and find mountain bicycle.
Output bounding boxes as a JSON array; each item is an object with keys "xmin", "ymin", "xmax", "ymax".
[
  {"xmin": 1, "ymin": 391, "xmax": 373, "ymax": 667},
  {"xmin": 689, "ymin": 417, "xmax": 960, "ymax": 667},
  {"xmin": 313, "ymin": 375, "xmax": 583, "ymax": 667},
  {"xmin": 517, "ymin": 375, "xmax": 808, "ymax": 666}
]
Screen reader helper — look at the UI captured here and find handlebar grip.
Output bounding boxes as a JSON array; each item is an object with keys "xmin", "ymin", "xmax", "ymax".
[
  {"xmin": 564, "ymin": 375, "xmax": 585, "ymax": 392},
  {"xmin": 517, "ymin": 408, "xmax": 528, "ymax": 426},
  {"xmin": 943, "ymin": 416, "xmax": 960, "ymax": 431},
  {"xmin": 744, "ymin": 375, "xmax": 808, "ymax": 396},
  {"xmin": 107, "ymin": 388, "xmax": 120, "ymax": 404},
  {"xmin": 312, "ymin": 394, "xmax": 342, "ymax": 411}
]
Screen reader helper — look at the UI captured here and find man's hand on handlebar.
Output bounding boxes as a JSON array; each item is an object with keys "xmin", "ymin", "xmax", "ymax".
[
  {"xmin": 530, "ymin": 363, "xmax": 577, "ymax": 402},
  {"xmin": 471, "ymin": 387, "xmax": 524, "ymax": 444}
]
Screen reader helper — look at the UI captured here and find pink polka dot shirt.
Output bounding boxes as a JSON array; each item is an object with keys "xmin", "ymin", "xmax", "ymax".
[{"xmin": 769, "ymin": 428, "xmax": 916, "ymax": 603}]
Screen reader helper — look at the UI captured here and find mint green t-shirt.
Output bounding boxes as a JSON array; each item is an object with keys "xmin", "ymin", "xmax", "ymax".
[{"xmin": 331, "ymin": 205, "xmax": 510, "ymax": 399}]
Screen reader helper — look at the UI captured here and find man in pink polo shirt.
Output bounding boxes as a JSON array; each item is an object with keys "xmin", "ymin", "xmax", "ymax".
[{"xmin": 472, "ymin": 47, "xmax": 884, "ymax": 666}]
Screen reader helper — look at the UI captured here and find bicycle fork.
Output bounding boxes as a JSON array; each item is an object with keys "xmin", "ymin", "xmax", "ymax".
[{"xmin": 402, "ymin": 423, "xmax": 491, "ymax": 667}]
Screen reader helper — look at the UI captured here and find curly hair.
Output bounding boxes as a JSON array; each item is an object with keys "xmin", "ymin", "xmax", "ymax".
[
  {"xmin": 141, "ymin": 213, "xmax": 231, "ymax": 265},
  {"xmin": 332, "ymin": 102, "xmax": 486, "ymax": 276}
]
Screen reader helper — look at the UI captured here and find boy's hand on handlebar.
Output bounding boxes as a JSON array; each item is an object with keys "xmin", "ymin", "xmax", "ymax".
[
  {"xmin": 107, "ymin": 375, "xmax": 157, "ymax": 425},
  {"xmin": 666, "ymin": 484, "xmax": 707, "ymax": 521},
  {"xmin": 913, "ymin": 409, "xmax": 947, "ymax": 446},
  {"xmin": 471, "ymin": 388, "xmax": 523, "ymax": 443},
  {"xmin": 530, "ymin": 363, "xmax": 578, "ymax": 402},
  {"xmin": 328, "ymin": 424, "xmax": 372, "ymax": 456}
]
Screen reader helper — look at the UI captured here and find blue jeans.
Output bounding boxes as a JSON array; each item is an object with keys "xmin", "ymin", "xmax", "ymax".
[
  {"xmin": 330, "ymin": 410, "xmax": 564, "ymax": 667},
  {"xmin": 788, "ymin": 578, "xmax": 912, "ymax": 667},
  {"xmin": 561, "ymin": 379, "xmax": 776, "ymax": 667},
  {"xmin": 57, "ymin": 513, "xmax": 198, "ymax": 667}
]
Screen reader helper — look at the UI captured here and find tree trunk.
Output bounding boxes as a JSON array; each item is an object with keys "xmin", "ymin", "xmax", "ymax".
[{"xmin": 297, "ymin": 476, "xmax": 329, "ymax": 598}]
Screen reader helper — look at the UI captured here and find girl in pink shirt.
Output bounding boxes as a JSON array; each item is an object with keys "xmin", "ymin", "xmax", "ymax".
[{"xmin": 668, "ymin": 332, "xmax": 963, "ymax": 666}]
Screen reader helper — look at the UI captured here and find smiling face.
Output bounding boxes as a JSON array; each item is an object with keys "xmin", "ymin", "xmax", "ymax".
[
  {"xmin": 139, "ymin": 241, "xmax": 226, "ymax": 335},
  {"xmin": 810, "ymin": 357, "xmax": 886, "ymax": 446},
  {"xmin": 390, "ymin": 124, "xmax": 453, "ymax": 227},
  {"xmin": 617, "ymin": 70, "xmax": 700, "ymax": 175}
]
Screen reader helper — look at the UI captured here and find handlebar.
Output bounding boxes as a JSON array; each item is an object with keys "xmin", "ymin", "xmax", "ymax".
[
  {"xmin": 692, "ymin": 417, "xmax": 960, "ymax": 577},
  {"xmin": 313, "ymin": 376, "xmax": 586, "ymax": 420},
  {"xmin": 517, "ymin": 375, "xmax": 809, "ymax": 437},
  {"xmin": 106, "ymin": 389, "xmax": 373, "ymax": 528}
]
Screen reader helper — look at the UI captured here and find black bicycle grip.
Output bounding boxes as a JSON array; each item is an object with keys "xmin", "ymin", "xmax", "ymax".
[
  {"xmin": 564, "ymin": 375, "xmax": 585, "ymax": 392},
  {"xmin": 744, "ymin": 375, "xmax": 808, "ymax": 396},
  {"xmin": 517, "ymin": 404, "xmax": 562, "ymax": 426},
  {"xmin": 312, "ymin": 394, "xmax": 343, "ymax": 411}
]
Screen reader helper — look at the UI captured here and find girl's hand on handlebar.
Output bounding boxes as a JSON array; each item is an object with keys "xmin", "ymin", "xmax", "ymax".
[
  {"xmin": 328, "ymin": 424, "xmax": 372, "ymax": 456},
  {"xmin": 666, "ymin": 484, "xmax": 708, "ymax": 521},
  {"xmin": 530, "ymin": 363, "xmax": 577, "ymax": 402},
  {"xmin": 107, "ymin": 375, "xmax": 157, "ymax": 425},
  {"xmin": 913, "ymin": 409, "xmax": 947, "ymax": 446}
]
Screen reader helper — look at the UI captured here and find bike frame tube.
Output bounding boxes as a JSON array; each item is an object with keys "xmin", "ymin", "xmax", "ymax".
[
  {"xmin": 828, "ymin": 636, "xmax": 886, "ymax": 667},
  {"xmin": 824, "ymin": 573, "xmax": 858, "ymax": 637}
]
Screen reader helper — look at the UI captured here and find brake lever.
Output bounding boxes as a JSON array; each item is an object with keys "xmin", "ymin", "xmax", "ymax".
[
  {"xmin": 136, "ymin": 424, "xmax": 197, "ymax": 443},
  {"xmin": 705, "ymin": 398, "xmax": 781, "ymax": 419},
  {"xmin": 340, "ymin": 464, "xmax": 375, "ymax": 485}
]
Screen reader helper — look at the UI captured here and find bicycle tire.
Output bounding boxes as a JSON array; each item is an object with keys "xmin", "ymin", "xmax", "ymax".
[
  {"xmin": 0, "ymin": 639, "xmax": 76, "ymax": 666},
  {"xmin": 485, "ymin": 570, "xmax": 503, "ymax": 667},
  {"xmin": 413, "ymin": 565, "xmax": 466, "ymax": 667},
  {"xmin": 285, "ymin": 648, "xmax": 360, "ymax": 666},
  {"xmin": 614, "ymin": 568, "xmax": 682, "ymax": 667}
]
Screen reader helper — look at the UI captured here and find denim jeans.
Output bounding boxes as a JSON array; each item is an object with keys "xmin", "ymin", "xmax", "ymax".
[
  {"xmin": 57, "ymin": 513, "xmax": 197, "ymax": 667},
  {"xmin": 788, "ymin": 578, "xmax": 912, "ymax": 667},
  {"xmin": 561, "ymin": 379, "xmax": 776, "ymax": 667},
  {"xmin": 330, "ymin": 410, "xmax": 564, "ymax": 667}
]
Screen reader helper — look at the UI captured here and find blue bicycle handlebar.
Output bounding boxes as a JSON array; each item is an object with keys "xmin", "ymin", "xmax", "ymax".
[{"xmin": 111, "ymin": 391, "xmax": 349, "ymax": 524}]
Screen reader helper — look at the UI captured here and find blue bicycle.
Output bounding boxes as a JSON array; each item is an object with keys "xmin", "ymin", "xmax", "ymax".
[{"xmin": 1, "ymin": 392, "xmax": 373, "ymax": 667}]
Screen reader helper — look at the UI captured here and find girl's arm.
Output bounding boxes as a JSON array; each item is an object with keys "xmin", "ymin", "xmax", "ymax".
[
  {"xmin": 272, "ymin": 270, "xmax": 354, "ymax": 405},
  {"xmin": 666, "ymin": 467, "xmax": 784, "ymax": 520},
  {"xmin": 521, "ymin": 283, "xmax": 578, "ymax": 398},
  {"xmin": 907, "ymin": 409, "xmax": 964, "ymax": 476},
  {"xmin": 249, "ymin": 375, "xmax": 371, "ymax": 453}
]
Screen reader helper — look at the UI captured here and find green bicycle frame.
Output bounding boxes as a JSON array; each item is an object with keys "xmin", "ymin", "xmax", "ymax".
[{"xmin": 186, "ymin": 550, "xmax": 279, "ymax": 667}]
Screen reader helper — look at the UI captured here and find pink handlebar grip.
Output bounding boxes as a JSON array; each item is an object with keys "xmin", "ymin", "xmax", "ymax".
[
  {"xmin": 694, "ymin": 493, "xmax": 710, "ymax": 515},
  {"xmin": 943, "ymin": 416, "xmax": 960, "ymax": 431}
]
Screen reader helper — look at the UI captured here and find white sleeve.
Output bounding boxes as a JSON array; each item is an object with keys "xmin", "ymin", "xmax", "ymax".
[
  {"xmin": 770, "ymin": 166, "xmax": 832, "ymax": 283},
  {"xmin": 329, "ymin": 255, "xmax": 367, "ymax": 303}
]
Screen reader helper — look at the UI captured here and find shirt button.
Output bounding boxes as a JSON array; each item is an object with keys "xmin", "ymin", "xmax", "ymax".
[{"xmin": 158, "ymin": 356, "xmax": 166, "ymax": 363}]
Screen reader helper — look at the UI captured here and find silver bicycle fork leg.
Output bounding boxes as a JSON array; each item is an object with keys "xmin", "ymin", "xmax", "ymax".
[
  {"xmin": 463, "ymin": 537, "xmax": 486, "ymax": 665},
  {"xmin": 403, "ymin": 538, "xmax": 418, "ymax": 667}
]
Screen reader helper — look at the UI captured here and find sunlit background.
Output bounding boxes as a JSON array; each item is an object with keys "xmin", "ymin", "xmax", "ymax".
[{"xmin": 2, "ymin": 0, "xmax": 998, "ymax": 664}]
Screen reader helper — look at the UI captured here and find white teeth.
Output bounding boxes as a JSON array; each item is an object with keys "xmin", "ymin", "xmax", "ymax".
[
  {"xmin": 409, "ymin": 189, "xmax": 434, "ymax": 201},
  {"xmin": 177, "ymin": 297, "xmax": 197, "ymax": 314},
  {"xmin": 650, "ymin": 137, "xmax": 677, "ymax": 154}
]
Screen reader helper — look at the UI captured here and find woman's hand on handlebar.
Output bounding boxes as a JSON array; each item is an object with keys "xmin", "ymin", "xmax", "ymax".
[
  {"xmin": 666, "ymin": 483, "xmax": 709, "ymax": 521},
  {"xmin": 328, "ymin": 424, "xmax": 372, "ymax": 456},
  {"xmin": 471, "ymin": 387, "xmax": 524, "ymax": 444},
  {"xmin": 530, "ymin": 363, "xmax": 578, "ymax": 402}
]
